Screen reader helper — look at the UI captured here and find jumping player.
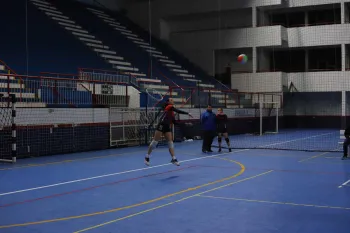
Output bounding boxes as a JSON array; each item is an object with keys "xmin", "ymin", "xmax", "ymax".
[
  {"xmin": 145, "ymin": 98, "xmax": 193, "ymax": 166},
  {"xmin": 216, "ymin": 108, "xmax": 231, "ymax": 152}
]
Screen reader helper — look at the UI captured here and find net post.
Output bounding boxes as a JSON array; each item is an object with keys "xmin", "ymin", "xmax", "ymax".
[
  {"xmin": 10, "ymin": 94, "xmax": 16, "ymax": 163},
  {"xmin": 0, "ymin": 94, "xmax": 17, "ymax": 163},
  {"xmin": 259, "ymin": 98, "xmax": 263, "ymax": 136},
  {"xmin": 125, "ymin": 85, "xmax": 128, "ymax": 107},
  {"xmin": 109, "ymin": 106, "xmax": 112, "ymax": 147},
  {"xmin": 276, "ymin": 103, "xmax": 279, "ymax": 133}
]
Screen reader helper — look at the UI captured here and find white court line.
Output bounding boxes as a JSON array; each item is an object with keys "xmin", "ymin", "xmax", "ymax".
[
  {"xmin": 338, "ymin": 179, "xmax": 350, "ymax": 188},
  {"xmin": 0, "ymin": 149, "xmax": 248, "ymax": 196},
  {"xmin": 0, "ymin": 133, "xmax": 329, "ymax": 196},
  {"xmin": 261, "ymin": 132, "xmax": 333, "ymax": 147}
]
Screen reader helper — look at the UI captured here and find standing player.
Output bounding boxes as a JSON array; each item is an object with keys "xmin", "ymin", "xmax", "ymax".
[
  {"xmin": 343, "ymin": 126, "xmax": 350, "ymax": 160},
  {"xmin": 145, "ymin": 98, "xmax": 193, "ymax": 166},
  {"xmin": 216, "ymin": 108, "xmax": 231, "ymax": 152}
]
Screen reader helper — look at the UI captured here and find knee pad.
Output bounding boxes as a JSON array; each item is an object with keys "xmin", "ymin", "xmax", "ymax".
[
  {"xmin": 225, "ymin": 138, "xmax": 230, "ymax": 143},
  {"xmin": 218, "ymin": 137, "xmax": 222, "ymax": 143},
  {"xmin": 168, "ymin": 141, "xmax": 174, "ymax": 149},
  {"xmin": 150, "ymin": 140, "xmax": 158, "ymax": 149}
]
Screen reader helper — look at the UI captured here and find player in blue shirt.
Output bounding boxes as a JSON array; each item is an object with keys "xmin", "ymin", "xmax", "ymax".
[{"xmin": 201, "ymin": 105, "xmax": 217, "ymax": 152}]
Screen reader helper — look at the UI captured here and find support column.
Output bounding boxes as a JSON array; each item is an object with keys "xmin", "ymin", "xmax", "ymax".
[
  {"xmin": 160, "ymin": 19, "xmax": 170, "ymax": 41},
  {"xmin": 252, "ymin": 7, "xmax": 257, "ymax": 27},
  {"xmin": 342, "ymin": 44, "xmax": 346, "ymax": 71},
  {"xmin": 253, "ymin": 47, "xmax": 257, "ymax": 73},
  {"xmin": 305, "ymin": 11, "xmax": 308, "ymax": 26},
  {"xmin": 342, "ymin": 91, "xmax": 346, "ymax": 130},
  {"xmin": 305, "ymin": 49, "xmax": 309, "ymax": 72},
  {"xmin": 341, "ymin": 2, "xmax": 345, "ymax": 24}
]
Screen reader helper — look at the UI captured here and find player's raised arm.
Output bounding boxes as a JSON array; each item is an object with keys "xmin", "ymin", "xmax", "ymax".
[{"xmin": 166, "ymin": 105, "xmax": 193, "ymax": 117}]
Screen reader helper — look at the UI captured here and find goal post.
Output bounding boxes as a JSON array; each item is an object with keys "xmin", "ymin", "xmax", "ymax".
[
  {"xmin": 259, "ymin": 101, "xmax": 280, "ymax": 136},
  {"xmin": 0, "ymin": 94, "xmax": 16, "ymax": 163},
  {"xmin": 109, "ymin": 107, "xmax": 168, "ymax": 147}
]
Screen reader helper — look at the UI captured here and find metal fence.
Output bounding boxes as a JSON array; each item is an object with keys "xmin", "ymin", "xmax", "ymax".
[
  {"xmin": 0, "ymin": 74, "xmax": 130, "ymax": 108},
  {"xmin": 168, "ymin": 86, "xmax": 282, "ymax": 109},
  {"xmin": 78, "ymin": 68, "xmax": 138, "ymax": 87}
]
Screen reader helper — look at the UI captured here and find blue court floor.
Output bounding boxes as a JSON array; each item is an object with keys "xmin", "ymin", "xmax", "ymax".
[{"xmin": 0, "ymin": 139, "xmax": 350, "ymax": 233}]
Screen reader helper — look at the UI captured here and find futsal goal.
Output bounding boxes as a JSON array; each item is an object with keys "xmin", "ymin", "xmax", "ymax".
[
  {"xmin": 0, "ymin": 94, "xmax": 16, "ymax": 163},
  {"xmin": 257, "ymin": 101, "xmax": 280, "ymax": 136}
]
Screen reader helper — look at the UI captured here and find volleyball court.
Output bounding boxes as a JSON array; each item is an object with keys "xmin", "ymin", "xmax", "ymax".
[{"xmin": 0, "ymin": 85, "xmax": 349, "ymax": 233}]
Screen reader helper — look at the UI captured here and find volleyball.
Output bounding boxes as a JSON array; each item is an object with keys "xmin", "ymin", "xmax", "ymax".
[{"xmin": 237, "ymin": 54, "xmax": 248, "ymax": 64}]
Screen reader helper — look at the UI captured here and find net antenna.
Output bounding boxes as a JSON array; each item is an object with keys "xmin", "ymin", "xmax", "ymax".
[
  {"xmin": 145, "ymin": 88, "xmax": 165, "ymax": 109},
  {"xmin": 144, "ymin": 88, "xmax": 167, "ymax": 133},
  {"xmin": 259, "ymin": 100, "xmax": 280, "ymax": 136}
]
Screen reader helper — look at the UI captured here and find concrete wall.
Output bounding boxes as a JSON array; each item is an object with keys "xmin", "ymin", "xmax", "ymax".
[
  {"xmin": 170, "ymin": 26, "xmax": 283, "ymax": 73},
  {"xmin": 231, "ymin": 72, "xmax": 283, "ymax": 93},
  {"xmin": 231, "ymin": 71, "xmax": 350, "ymax": 93},
  {"xmin": 283, "ymin": 92, "xmax": 342, "ymax": 116},
  {"xmin": 168, "ymin": 9, "xmax": 252, "ymax": 33},
  {"xmin": 286, "ymin": 24, "xmax": 350, "ymax": 47}
]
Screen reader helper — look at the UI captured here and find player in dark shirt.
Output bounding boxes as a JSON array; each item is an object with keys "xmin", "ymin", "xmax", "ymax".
[
  {"xmin": 216, "ymin": 108, "xmax": 231, "ymax": 152},
  {"xmin": 343, "ymin": 126, "xmax": 350, "ymax": 159},
  {"xmin": 145, "ymin": 98, "xmax": 193, "ymax": 166}
]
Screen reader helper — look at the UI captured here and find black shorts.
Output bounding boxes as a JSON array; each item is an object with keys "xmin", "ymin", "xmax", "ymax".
[
  {"xmin": 156, "ymin": 123, "xmax": 172, "ymax": 133},
  {"xmin": 217, "ymin": 128, "xmax": 227, "ymax": 134}
]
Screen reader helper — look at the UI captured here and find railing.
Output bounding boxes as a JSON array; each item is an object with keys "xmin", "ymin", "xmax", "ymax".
[
  {"xmin": 0, "ymin": 59, "xmax": 24, "ymax": 102},
  {"xmin": 0, "ymin": 74, "xmax": 130, "ymax": 108},
  {"xmin": 168, "ymin": 86, "xmax": 282, "ymax": 109},
  {"xmin": 232, "ymin": 68, "xmax": 346, "ymax": 73},
  {"xmin": 78, "ymin": 67, "xmax": 138, "ymax": 87},
  {"xmin": 258, "ymin": 20, "xmax": 344, "ymax": 28}
]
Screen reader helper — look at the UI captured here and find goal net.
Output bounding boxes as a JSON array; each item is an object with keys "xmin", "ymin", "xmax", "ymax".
[
  {"xmin": 0, "ymin": 94, "xmax": 16, "ymax": 163},
  {"xmin": 257, "ymin": 101, "xmax": 280, "ymax": 136},
  {"xmin": 109, "ymin": 107, "xmax": 168, "ymax": 147}
]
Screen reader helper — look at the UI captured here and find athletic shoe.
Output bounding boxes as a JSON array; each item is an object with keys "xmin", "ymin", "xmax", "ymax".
[
  {"xmin": 171, "ymin": 158, "xmax": 180, "ymax": 166},
  {"xmin": 342, "ymin": 155, "xmax": 348, "ymax": 160},
  {"xmin": 218, "ymin": 148, "xmax": 222, "ymax": 152},
  {"xmin": 229, "ymin": 148, "xmax": 232, "ymax": 152},
  {"xmin": 145, "ymin": 157, "xmax": 150, "ymax": 166}
]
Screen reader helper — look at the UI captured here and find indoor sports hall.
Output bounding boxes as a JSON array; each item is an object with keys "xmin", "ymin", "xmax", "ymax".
[{"xmin": 0, "ymin": 0, "xmax": 350, "ymax": 232}]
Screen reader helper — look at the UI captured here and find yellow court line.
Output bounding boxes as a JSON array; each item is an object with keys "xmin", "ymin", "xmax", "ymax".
[
  {"xmin": 198, "ymin": 195, "xmax": 350, "ymax": 211},
  {"xmin": 74, "ymin": 170, "xmax": 273, "ymax": 233},
  {"xmin": 0, "ymin": 158, "xmax": 245, "ymax": 229},
  {"xmin": 298, "ymin": 152, "xmax": 330, "ymax": 162}
]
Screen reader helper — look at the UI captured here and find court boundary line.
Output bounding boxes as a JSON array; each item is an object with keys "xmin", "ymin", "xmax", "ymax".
[
  {"xmin": 338, "ymin": 179, "xmax": 350, "ymax": 188},
  {"xmin": 74, "ymin": 170, "xmax": 273, "ymax": 232},
  {"xmin": 0, "ymin": 158, "xmax": 246, "ymax": 229},
  {"xmin": 298, "ymin": 151, "xmax": 331, "ymax": 162},
  {"xmin": 259, "ymin": 132, "xmax": 333, "ymax": 148},
  {"xmin": 198, "ymin": 195, "xmax": 350, "ymax": 210}
]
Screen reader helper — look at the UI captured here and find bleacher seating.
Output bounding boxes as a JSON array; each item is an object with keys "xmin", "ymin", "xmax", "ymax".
[
  {"xmin": 0, "ymin": 0, "xmax": 113, "ymax": 75},
  {"xmin": 0, "ymin": 63, "xmax": 46, "ymax": 107},
  {"xmin": 0, "ymin": 0, "xmax": 237, "ymax": 108},
  {"xmin": 44, "ymin": 0, "xmax": 236, "ymax": 106}
]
